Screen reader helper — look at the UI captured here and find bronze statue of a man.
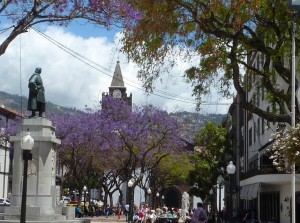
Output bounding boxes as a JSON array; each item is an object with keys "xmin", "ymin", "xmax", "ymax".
[{"xmin": 27, "ymin": 67, "xmax": 45, "ymax": 118}]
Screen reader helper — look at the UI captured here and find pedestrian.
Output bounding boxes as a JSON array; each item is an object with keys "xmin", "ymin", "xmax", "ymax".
[
  {"xmin": 242, "ymin": 209, "xmax": 253, "ymax": 223},
  {"xmin": 232, "ymin": 209, "xmax": 238, "ymax": 223},
  {"xmin": 125, "ymin": 204, "xmax": 130, "ymax": 221},
  {"xmin": 222, "ymin": 207, "xmax": 228, "ymax": 223},
  {"xmin": 75, "ymin": 205, "xmax": 83, "ymax": 218},
  {"xmin": 142, "ymin": 204, "xmax": 149, "ymax": 223},
  {"xmin": 105, "ymin": 205, "xmax": 110, "ymax": 218},
  {"xmin": 192, "ymin": 202, "xmax": 208, "ymax": 223}
]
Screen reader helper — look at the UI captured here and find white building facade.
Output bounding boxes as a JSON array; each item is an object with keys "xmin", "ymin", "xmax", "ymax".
[
  {"xmin": 0, "ymin": 105, "xmax": 22, "ymax": 200},
  {"xmin": 228, "ymin": 52, "xmax": 300, "ymax": 223}
]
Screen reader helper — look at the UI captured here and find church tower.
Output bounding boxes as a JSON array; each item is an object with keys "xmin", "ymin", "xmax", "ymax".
[{"xmin": 102, "ymin": 61, "xmax": 132, "ymax": 107}]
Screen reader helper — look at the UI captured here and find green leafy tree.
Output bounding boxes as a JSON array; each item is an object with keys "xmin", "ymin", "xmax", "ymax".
[
  {"xmin": 146, "ymin": 153, "xmax": 193, "ymax": 198},
  {"xmin": 158, "ymin": 154, "xmax": 193, "ymax": 187},
  {"xmin": 121, "ymin": 0, "xmax": 297, "ymax": 124},
  {"xmin": 187, "ymin": 122, "xmax": 231, "ymax": 198}
]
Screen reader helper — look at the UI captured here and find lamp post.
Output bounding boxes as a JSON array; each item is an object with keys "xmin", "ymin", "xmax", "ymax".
[
  {"xmin": 20, "ymin": 131, "xmax": 34, "ymax": 223},
  {"xmin": 209, "ymin": 188, "xmax": 215, "ymax": 223},
  {"xmin": 83, "ymin": 186, "xmax": 87, "ymax": 217},
  {"xmin": 161, "ymin": 195, "xmax": 165, "ymax": 207},
  {"xmin": 156, "ymin": 192, "xmax": 159, "ymax": 208},
  {"xmin": 147, "ymin": 188, "xmax": 151, "ymax": 207},
  {"xmin": 288, "ymin": 2, "xmax": 298, "ymax": 223},
  {"xmin": 226, "ymin": 161, "xmax": 236, "ymax": 222},
  {"xmin": 217, "ymin": 175, "xmax": 224, "ymax": 223},
  {"xmin": 128, "ymin": 179, "xmax": 134, "ymax": 223}
]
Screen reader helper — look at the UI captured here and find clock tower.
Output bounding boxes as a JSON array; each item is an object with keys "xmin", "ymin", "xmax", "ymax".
[{"xmin": 102, "ymin": 61, "xmax": 132, "ymax": 107}]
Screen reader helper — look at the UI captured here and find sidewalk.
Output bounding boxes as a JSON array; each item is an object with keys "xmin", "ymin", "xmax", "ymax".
[
  {"xmin": 83, "ymin": 215, "xmax": 184, "ymax": 223},
  {"xmin": 82, "ymin": 215, "xmax": 127, "ymax": 223}
]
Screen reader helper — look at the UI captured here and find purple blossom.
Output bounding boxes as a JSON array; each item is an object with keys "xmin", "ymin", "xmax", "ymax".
[{"xmin": 49, "ymin": 98, "xmax": 185, "ymax": 182}]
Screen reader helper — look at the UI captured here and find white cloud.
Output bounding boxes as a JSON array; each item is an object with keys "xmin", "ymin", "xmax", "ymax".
[{"xmin": 0, "ymin": 25, "xmax": 231, "ymax": 114}]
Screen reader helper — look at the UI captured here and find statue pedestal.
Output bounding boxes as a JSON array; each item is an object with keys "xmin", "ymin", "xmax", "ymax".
[{"xmin": 0, "ymin": 118, "xmax": 89, "ymax": 223}]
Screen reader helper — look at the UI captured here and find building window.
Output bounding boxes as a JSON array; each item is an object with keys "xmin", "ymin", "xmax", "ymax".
[
  {"xmin": 257, "ymin": 119, "xmax": 260, "ymax": 135},
  {"xmin": 254, "ymin": 123, "xmax": 256, "ymax": 143},
  {"xmin": 249, "ymin": 127, "xmax": 252, "ymax": 147},
  {"xmin": 257, "ymin": 87, "xmax": 260, "ymax": 106},
  {"xmin": 267, "ymin": 107, "xmax": 270, "ymax": 128},
  {"xmin": 272, "ymin": 102, "xmax": 276, "ymax": 125}
]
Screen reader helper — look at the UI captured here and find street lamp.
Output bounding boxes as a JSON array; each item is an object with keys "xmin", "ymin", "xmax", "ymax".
[
  {"xmin": 156, "ymin": 192, "xmax": 159, "ymax": 208},
  {"xmin": 226, "ymin": 161, "xmax": 236, "ymax": 175},
  {"xmin": 83, "ymin": 186, "xmax": 87, "ymax": 216},
  {"xmin": 226, "ymin": 161, "xmax": 236, "ymax": 222},
  {"xmin": 128, "ymin": 179, "xmax": 134, "ymax": 223},
  {"xmin": 147, "ymin": 188, "xmax": 151, "ymax": 207},
  {"xmin": 217, "ymin": 175, "xmax": 224, "ymax": 223},
  {"xmin": 161, "ymin": 195, "xmax": 165, "ymax": 207},
  {"xmin": 20, "ymin": 131, "xmax": 34, "ymax": 223}
]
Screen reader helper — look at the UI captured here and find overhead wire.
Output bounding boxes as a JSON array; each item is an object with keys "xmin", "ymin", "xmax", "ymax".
[
  {"xmin": 31, "ymin": 27, "xmax": 231, "ymax": 106},
  {"xmin": 32, "ymin": 27, "xmax": 200, "ymax": 104},
  {"xmin": 0, "ymin": 26, "xmax": 14, "ymax": 34}
]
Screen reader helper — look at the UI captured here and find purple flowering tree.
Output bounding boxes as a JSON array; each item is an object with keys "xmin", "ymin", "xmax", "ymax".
[
  {"xmin": 0, "ymin": 0, "xmax": 142, "ymax": 56},
  {"xmin": 100, "ymin": 97, "xmax": 186, "ymax": 190},
  {"xmin": 50, "ymin": 97, "xmax": 186, "ymax": 204},
  {"xmin": 49, "ymin": 108, "xmax": 107, "ymax": 201},
  {"xmin": 0, "ymin": 115, "xmax": 20, "ymax": 144}
]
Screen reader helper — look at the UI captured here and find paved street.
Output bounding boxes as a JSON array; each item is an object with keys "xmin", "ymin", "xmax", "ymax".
[
  {"xmin": 82, "ymin": 215, "xmax": 184, "ymax": 223},
  {"xmin": 81, "ymin": 215, "xmax": 127, "ymax": 223}
]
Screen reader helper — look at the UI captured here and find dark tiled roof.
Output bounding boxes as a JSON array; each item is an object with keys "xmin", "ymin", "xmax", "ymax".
[{"xmin": 0, "ymin": 104, "xmax": 23, "ymax": 119}]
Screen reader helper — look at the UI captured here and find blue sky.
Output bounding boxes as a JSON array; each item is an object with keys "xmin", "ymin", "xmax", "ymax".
[
  {"xmin": 0, "ymin": 20, "xmax": 232, "ymax": 114},
  {"xmin": 64, "ymin": 20, "xmax": 123, "ymax": 39}
]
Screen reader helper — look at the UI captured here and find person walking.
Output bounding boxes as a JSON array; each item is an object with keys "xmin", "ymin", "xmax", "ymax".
[{"xmin": 192, "ymin": 202, "xmax": 208, "ymax": 223}]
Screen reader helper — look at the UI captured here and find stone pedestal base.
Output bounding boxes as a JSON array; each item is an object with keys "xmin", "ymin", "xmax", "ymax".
[
  {"xmin": 0, "ymin": 118, "xmax": 90, "ymax": 223},
  {"xmin": 0, "ymin": 206, "xmax": 90, "ymax": 223},
  {"xmin": 4, "ymin": 206, "xmax": 65, "ymax": 221}
]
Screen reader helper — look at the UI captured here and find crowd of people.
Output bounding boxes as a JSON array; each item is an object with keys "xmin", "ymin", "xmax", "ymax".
[
  {"xmin": 127, "ymin": 203, "xmax": 181, "ymax": 223},
  {"xmin": 121, "ymin": 202, "xmax": 210, "ymax": 223},
  {"xmin": 74, "ymin": 200, "xmax": 259, "ymax": 223},
  {"xmin": 75, "ymin": 201, "xmax": 209, "ymax": 223},
  {"xmin": 75, "ymin": 201, "xmax": 119, "ymax": 218}
]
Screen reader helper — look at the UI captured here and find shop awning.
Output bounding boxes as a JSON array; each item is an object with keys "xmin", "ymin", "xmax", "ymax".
[
  {"xmin": 240, "ymin": 185, "xmax": 249, "ymax": 199},
  {"xmin": 240, "ymin": 183, "xmax": 260, "ymax": 200},
  {"xmin": 247, "ymin": 183, "xmax": 260, "ymax": 200}
]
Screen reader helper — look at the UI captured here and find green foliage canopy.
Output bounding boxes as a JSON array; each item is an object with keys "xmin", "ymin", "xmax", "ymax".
[
  {"xmin": 121, "ymin": 0, "xmax": 297, "ymax": 124},
  {"xmin": 187, "ymin": 122, "xmax": 231, "ymax": 198}
]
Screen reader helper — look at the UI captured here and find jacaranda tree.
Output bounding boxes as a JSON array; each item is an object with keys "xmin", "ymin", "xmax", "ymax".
[
  {"xmin": 100, "ymin": 97, "xmax": 187, "ymax": 190},
  {"xmin": 49, "ymin": 108, "xmax": 106, "ymax": 201},
  {"xmin": 0, "ymin": 0, "xmax": 142, "ymax": 56},
  {"xmin": 50, "ymin": 97, "xmax": 186, "ymax": 204}
]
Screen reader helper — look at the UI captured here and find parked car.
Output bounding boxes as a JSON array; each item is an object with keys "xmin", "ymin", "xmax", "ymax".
[
  {"xmin": 67, "ymin": 200, "xmax": 80, "ymax": 207},
  {"xmin": 0, "ymin": 198, "xmax": 10, "ymax": 206},
  {"xmin": 59, "ymin": 197, "xmax": 71, "ymax": 205}
]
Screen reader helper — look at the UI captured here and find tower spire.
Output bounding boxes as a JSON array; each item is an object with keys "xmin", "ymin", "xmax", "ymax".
[{"xmin": 110, "ymin": 61, "xmax": 124, "ymax": 87}]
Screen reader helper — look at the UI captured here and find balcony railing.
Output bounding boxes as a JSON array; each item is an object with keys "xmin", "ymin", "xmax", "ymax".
[{"xmin": 240, "ymin": 165, "xmax": 281, "ymax": 180}]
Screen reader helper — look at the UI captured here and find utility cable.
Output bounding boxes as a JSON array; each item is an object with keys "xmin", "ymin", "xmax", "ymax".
[{"xmin": 31, "ymin": 27, "xmax": 231, "ymax": 106}]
